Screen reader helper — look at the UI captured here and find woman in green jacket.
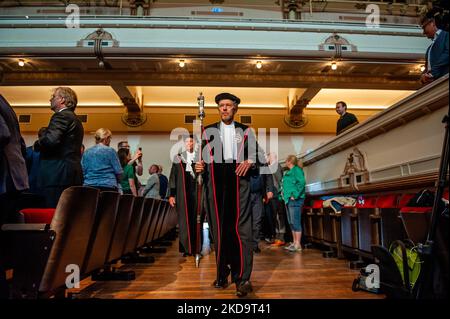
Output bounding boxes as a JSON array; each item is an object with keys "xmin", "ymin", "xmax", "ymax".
[{"xmin": 281, "ymin": 155, "xmax": 306, "ymax": 252}]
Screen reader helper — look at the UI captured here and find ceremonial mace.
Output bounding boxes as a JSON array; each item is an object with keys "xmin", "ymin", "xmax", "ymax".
[{"xmin": 195, "ymin": 92, "xmax": 205, "ymax": 268}]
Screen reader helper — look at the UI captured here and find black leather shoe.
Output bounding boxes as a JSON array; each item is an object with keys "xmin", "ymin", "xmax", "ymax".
[
  {"xmin": 235, "ymin": 280, "xmax": 253, "ymax": 297},
  {"xmin": 253, "ymin": 247, "xmax": 261, "ymax": 254},
  {"xmin": 212, "ymin": 278, "xmax": 229, "ymax": 289}
]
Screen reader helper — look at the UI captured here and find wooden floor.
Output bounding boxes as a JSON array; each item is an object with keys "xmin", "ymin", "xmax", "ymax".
[{"xmin": 75, "ymin": 239, "xmax": 384, "ymax": 299}]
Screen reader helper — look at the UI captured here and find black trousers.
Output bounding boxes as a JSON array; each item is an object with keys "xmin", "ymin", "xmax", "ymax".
[{"xmin": 216, "ymin": 164, "xmax": 253, "ymax": 284}]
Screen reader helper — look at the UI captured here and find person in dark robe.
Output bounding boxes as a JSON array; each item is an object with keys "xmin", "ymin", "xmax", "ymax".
[
  {"xmin": 169, "ymin": 135, "xmax": 203, "ymax": 257},
  {"xmin": 195, "ymin": 92, "xmax": 269, "ymax": 297}
]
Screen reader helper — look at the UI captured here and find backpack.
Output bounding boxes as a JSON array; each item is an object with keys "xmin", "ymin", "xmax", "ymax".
[{"xmin": 389, "ymin": 240, "xmax": 422, "ymax": 291}]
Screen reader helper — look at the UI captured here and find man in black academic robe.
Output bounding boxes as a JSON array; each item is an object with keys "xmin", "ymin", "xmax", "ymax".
[
  {"xmin": 169, "ymin": 135, "xmax": 203, "ymax": 257},
  {"xmin": 195, "ymin": 93, "xmax": 269, "ymax": 297}
]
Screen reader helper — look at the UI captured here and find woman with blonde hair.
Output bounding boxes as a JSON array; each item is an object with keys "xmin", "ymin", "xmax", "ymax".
[
  {"xmin": 281, "ymin": 155, "xmax": 306, "ymax": 252},
  {"xmin": 81, "ymin": 128, "xmax": 123, "ymax": 191}
]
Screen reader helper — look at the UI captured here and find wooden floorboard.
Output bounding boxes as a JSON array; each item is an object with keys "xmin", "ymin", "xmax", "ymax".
[{"xmin": 74, "ymin": 239, "xmax": 384, "ymax": 299}]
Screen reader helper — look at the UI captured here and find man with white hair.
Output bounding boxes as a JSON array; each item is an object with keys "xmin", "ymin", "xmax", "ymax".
[{"xmin": 38, "ymin": 87, "xmax": 84, "ymax": 208}]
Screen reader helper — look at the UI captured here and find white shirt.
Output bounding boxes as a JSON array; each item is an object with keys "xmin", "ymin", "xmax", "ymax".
[
  {"xmin": 220, "ymin": 121, "xmax": 237, "ymax": 161},
  {"xmin": 427, "ymin": 29, "xmax": 442, "ymax": 72},
  {"xmin": 185, "ymin": 150, "xmax": 195, "ymax": 174}
]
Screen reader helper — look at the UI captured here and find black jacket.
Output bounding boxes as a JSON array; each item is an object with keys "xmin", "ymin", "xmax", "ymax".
[
  {"xmin": 38, "ymin": 108, "xmax": 84, "ymax": 187},
  {"xmin": 0, "ymin": 94, "xmax": 29, "ymax": 194}
]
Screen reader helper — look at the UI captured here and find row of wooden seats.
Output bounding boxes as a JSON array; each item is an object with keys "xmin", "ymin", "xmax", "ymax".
[
  {"xmin": 302, "ymin": 190, "xmax": 448, "ymax": 265},
  {"xmin": 0, "ymin": 186, "xmax": 177, "ymax": 299}
]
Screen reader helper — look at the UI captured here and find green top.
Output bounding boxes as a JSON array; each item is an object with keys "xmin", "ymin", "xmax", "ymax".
[
  {"xmin": 281, "ymin": 165, "xmax": 306, "ymax": 203},
  {"xmin": 120, "ymin": 164, "xmax": 135, "ymax": 192}
]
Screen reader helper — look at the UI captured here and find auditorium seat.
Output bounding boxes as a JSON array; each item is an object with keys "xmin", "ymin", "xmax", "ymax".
[
  {"xmin": 1, "ymin": 186, "xmax": 100, "ymax": 298},
  {"xmin": 399, "ymin": 189, "xmax": 447, "ymax": 245},
  {"xmin": 136, "ymin": 198, "xmax": 156, "ymax": 249},
  {"xmin": 152, "ymin": 200, "xmax": 165, "ymax": 243},
  {"xmin": 340, "ymin": 202, "xmax": 358, "ymax": 255},
  {"xmin": 82, "ymin": 191, "xmax": 120, "ymax": 275},
  {"xmin": 310, "ymin": 200, "xmax": 324, "ymax": 244},
  {"xmin": 20, "ymin": 208, "xmax": 55, "ymax": 224},
  {"xmin": 302, "ymin": 201, "xmax": 313, "ymax": 242},
  {"xmin": 122, "ymin": 196, "xmax": 145, "ymax": 257},
  {"xmin": 377, "ymin": 194, "xmax": 408, "ymax": 248},
  {"xmin": 399, "ymin": 191, "xmax": 432, "ymax": 244},
  {"xmin": 39, "ymin": 186, "xmax": 99, "ymax": 296},
  {"xmin": 145, "ymin": 199, "xmax": 162, "ymax": 244},
  {"xmin": 321, "ymin": 200, "xmax": 342, "ymax": 258},
  {"xmin": 155, "ymin": 201, "xmax": 172, "ymax": 240},
  {"xmin": 398, "ymin": 193, "xmax": 415, "ymax": 208},
  {"xmin": 355, "ymin": 196, "xmax": 378, "ymax": 256},
  {"xmin": 91, "ymin": 194, "xmax": 136, "ymax": 281},
  {"xmin": 159, "ymin": 201, "xmax": 178, "ymax": 241},
  {"xmin": 104, "ymin": 195, "xmax": 134, "ymax": 264},
  {"xmin": 120, "ymin": 196, "xmax": 155, "ymax": 264},
  {"xmin": 153, "ymin": 200, "xmax": 171, "ymax": 243}
]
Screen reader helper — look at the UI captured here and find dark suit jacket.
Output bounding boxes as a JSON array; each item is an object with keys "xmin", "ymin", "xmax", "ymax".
[
  {"xmin": 38, "ymin": 108, "xmax": 84, "ymax": 187},
  {"xmin": 426, "ymin": 30, "xmax": 449, "ymax": 79},
  {"xmin": 0, "ymin": 94, "xmax": 29, "ymax": 194}
]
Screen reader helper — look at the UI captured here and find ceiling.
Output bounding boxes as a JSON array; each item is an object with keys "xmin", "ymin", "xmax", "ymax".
[
  {"xmin": 0, "ymin": 54, "xmax": 423, "ymax": 109},
  {"xmin": 0, "ymin": 57, "xmax": 424, "ymax": 88},
  {"xmin": 0, "ymin": 85, "xmax": 415, "ymax": 110}
]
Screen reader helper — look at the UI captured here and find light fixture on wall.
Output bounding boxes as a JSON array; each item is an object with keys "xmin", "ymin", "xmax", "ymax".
[
  {"xmin": 331, "ymin": 62, "xmax": 337, "ymax": 70},
  {"xmin": 420, "ymin": 65, "xmax": 425, "ymax": 72},
  {"xmin": 18, "ymin": 59, "xmax": 25, "ymax": 67},
  {"xmin": 256, "ymin": 61, "xmax": 263, "ymax": 69},
  {"xmin": 179, "ymin": 59, "xmax": 186, "ymax": 68}
]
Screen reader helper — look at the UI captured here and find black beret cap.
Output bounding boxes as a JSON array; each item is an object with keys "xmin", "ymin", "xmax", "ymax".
[{"xmin": 215, "ymin": 92, "xmax": 241, "ymax": 105}]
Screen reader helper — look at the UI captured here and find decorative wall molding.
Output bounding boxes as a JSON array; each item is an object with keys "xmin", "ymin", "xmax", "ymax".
[
  {"xmin": 305, "ymin": 154, "xmax": 442, "ymax": 196},
  {"xmin": 338, "ymin": 147, "xmax": 369, "ymax": 191},
  {"xmin": 301, "ymin": 74, "xmax": 449, "ymax": 166},
  {"xmin": 121, "ymin": 112, "xmax": 147, "ymax": 127}
]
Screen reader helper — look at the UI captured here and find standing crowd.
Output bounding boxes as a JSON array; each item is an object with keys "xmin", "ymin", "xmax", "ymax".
[{"xmin": 1, "ymin": 88, "xmax": 308, "ymax": 298}]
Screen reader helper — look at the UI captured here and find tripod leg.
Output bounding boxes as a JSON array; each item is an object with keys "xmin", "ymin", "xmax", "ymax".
[{"xmin": 416, "ymin": 110, "xmax": 450, "ymax": 299}]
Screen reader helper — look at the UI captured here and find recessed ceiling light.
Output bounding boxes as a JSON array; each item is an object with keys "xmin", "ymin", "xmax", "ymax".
[
  {"xmin": 420, "ymin": 65, "xmax": 425, "ymax": 72},
  {"xmin": 256, "ymin": 61, "xmax": 263, "ymax": 69},
  {"xmin": 331, "ymin": 62, "xmax": 337, "ymax": 70},
  {"xmin": 179, "ymin": 60, "xmax": 185, "ymax": 68},
  {"xmin": 18, "ymin": 59, "xmax": 25, "ymax": 67}
]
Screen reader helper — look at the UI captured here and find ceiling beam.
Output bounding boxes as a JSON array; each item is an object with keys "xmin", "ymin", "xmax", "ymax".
[
  {"xmin": 110, "ymin": 83, "xmax": 141, "ymax": 113},
  {"xmin": 290, "ymin": 87, "xmax": 321, "ymax": 114},
  {"xmin": 0, "ymin": 72, "xmax": 422, "ymax": 90}
]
